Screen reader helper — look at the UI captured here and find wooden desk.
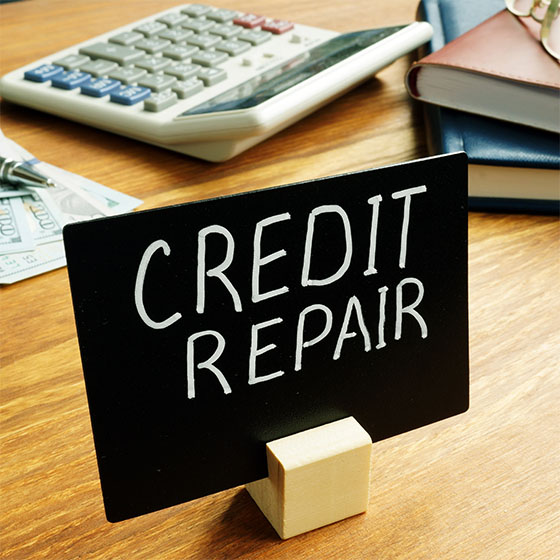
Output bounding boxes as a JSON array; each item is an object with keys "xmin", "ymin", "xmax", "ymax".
[{"xmin": 1, "ymin": 1, "xmax": 558, "ymax": 558}]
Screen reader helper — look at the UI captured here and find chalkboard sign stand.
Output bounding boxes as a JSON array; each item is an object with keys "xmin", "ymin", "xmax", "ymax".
[{"xmin": 246, "ymin": 417, "xmax": 372, "ymax": 539}]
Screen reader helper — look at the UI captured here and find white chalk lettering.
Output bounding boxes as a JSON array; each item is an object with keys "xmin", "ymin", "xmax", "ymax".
[
  {"xmin": 376, "ymin": 286, "xmax": 388, "ymax": 349},
  {"xmin": 364, "ymin": 195, "xmax": 382, "ymax": 276},
  {"xmin": 249, "ymin": 317, "xmax": 284, "ymax": 384},
  {"xmin": 391, "ymin": 186, "xmax": 427, "ymax": 269},
  {"xmin": 295, "ymin": 303, "xmax": 333, "ymax": 371},
  {"xmin": 301, "ymin": 204, "xmax": 353, "ymax": 287},
  {"xmin": 186, "ymin": 330, "xmax": 231, "ymax": 399},
  {"xmin": 197, "ymin": 225, "xmax": 242, "ymax": 314},
  {"xmin": 333, "ymin": 295, "xmax": 371, "ymax": 360},
  {"xmin": 252, "ymin": 212, "xmax": 291, "ymax": 303},
  {"xmin": 395, "ymin": 277, "xmax": 428, "ymax": 340},
  {"xmin": 134, "ymin": 239, "xmax": 182, "ymax": 330}
]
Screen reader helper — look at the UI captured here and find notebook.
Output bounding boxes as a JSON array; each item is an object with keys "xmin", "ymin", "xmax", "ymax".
[
  {"xmin": 415, "ymin": 0, "xmax": 559, "ymax": 214},
  {"xmin": 406, "ymin": 10, "xmax": 560, "ymax": 133}
]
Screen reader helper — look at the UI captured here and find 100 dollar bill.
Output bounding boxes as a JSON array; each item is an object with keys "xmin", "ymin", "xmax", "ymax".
[{"xmin": 0, "ymin": 130, "xmax": 143, "ymax": 283}]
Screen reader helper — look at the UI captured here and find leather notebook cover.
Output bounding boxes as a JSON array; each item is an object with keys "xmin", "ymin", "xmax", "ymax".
[{"xmin": 408, "ymin": 9, "xmax": 560, "ymax": 95}]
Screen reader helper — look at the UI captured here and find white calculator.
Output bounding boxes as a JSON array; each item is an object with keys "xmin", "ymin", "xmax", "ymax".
[{"xmin": 0, "ymin": 4, "xmax": 432, "ymax": 162}]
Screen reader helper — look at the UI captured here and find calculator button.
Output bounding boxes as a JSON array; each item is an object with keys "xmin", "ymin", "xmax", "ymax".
[
  {"xmin": 215, "ymin": 38, "xmax": 251, "ymax": 56},
  {"xmin": 206, "ymin": 8, "xmax": 238, "ymax": 23},
  {"xmin": 134, "ymin": 55, "xmax": 172, "ymax": 72},
  {"xmin": 51, "ymin": 70, "xmax": 91, "ymax": 90},
  {"xmin": 52, "ymin": 54, "xmax": 90, "ymax": 70},
  {"xmin": 24, "ymin": 64, "xmax": 64, "ymax": 82},
  {"xmin": 109, "ymin": 31, "xmax": 144, "ymax": 46},
  {"xmin": 191, "ymin": 50, "xmax": 229, "ymax": 67},
  {"xmin": 197, "ymin": 66, "xmax": 227, "ymax": 86},
  {"xmin": 108, "ymin": 66, "xmax": 147, "ymax": 84},
  {"xmin": 164, "ymin": 62, "xmax": 201, "ymax": 80},
  {"xmin": 79, "ymin": 43, "xmax": 143, "ymax": 65},
  {"xmin": 261, "ymin": 19, "xmax": 295, "ymax": 34},
  {"xmin": 81, "ymin": 78, "xmax": 121, "ymax": 97},
  {"xmin": 186, "ymin": 32, "xmax": 221, "ymax": 49},
  {"xmin": 233, "ymin": 14, "xmax": 266, "ymax": 28},
  {"xmin": 209, "ymin": 23, "xmax": 242, "ymax": 39},
  {"xmin": 156, "ymin": 13, "xmax": 189, "ymax": 27},
  {"xmin": 110, "ymin": 85, "xmax": 151, "ymax": 105},
  {"xmin": 182, "ymin": 18, "xmax": 216, "ymax": 33},
  {"xmin": 135, "ymin": 38, "xmax": 172, "ymax": 54},
  {"xmin": 144, "ymin": 90, "xmax": 178, "ymax": 112},
  {"xmin": 133, "ymin": 21, "xmax": 167, "ymax": 37},
  {"xmin": 158, "ymin": 28, "xmax": 194, "ymax": 43},
  {"xmin": 181, "ymin": 4, "xmax": 213, "ymax": 17},
  {"xmin": 238, "ymin": 29, "xmax": 272, "ymax": 45},
  {"xmin": 162, "ymin": 44, "xmax": 199, "ymax": 61},
  {"xmin": 137, "ymin": 73, "xmax": 177, "ymax": 92},
  {"xmin": 172, "ymin": 77, "xmax": 204, "ymax": 98},
  {"xmin": 80, "ymin": 59, "xmax": 118, "ymax": 77}
]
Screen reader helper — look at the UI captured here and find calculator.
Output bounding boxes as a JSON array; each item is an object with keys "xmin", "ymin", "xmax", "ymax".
[{"xmin": 0, "ymin": 4, "xmax": 432, "ymax": 162}]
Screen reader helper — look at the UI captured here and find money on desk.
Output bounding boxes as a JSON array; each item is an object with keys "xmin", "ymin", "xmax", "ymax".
[{"xmin": 0, "ymin": 130, "xmax": 142, "ymax": 284}]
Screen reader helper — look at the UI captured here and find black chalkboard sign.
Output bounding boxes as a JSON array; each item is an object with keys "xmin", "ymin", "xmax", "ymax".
[{"xmin": 64, "ymin": 152, "xmax": 469, "ymax": 522}]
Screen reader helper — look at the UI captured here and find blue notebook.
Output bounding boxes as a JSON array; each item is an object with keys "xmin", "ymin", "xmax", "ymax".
[{"xmin": 418, "ymin": 0, "xmax": 559, "ymax": 214}]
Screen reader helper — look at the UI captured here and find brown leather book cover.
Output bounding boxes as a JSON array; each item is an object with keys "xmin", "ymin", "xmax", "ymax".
[{"xmin": 407, "ymin": 9, "xmax": 560, "ymax": 97}]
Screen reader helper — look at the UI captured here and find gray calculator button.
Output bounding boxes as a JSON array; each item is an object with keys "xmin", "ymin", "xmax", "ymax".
[
  {"xmin": 158, "ymin": 28, "xmax": 194, "ymax": 43},
  {"xmin": 144, "ymin": 90, "xmax": 178, "ymax": 111},
  {"xmin": 238, "ymin": 29, "xmax": 272, "ymax": 45},
  {"xmin": 156, "ymin": 13, "xmax": 189, "ymax": 27},
  {"xmin": 80, "ymin": 59, "xmax": 118, "ymax": 77},
  {"xmin": 137, "ymin": 73, "xmax": 177, "ymax": 92},
  {"xmin": 182, "ymin": 19, "xmax": 215, "ymax": 33},
  {"xmin": 135, "ymin": 38, "xmax": 172, "ymax": 53},
  {"xmin": 186, "ymin": 32, "xmax": 221, "ymax": 49},
  {"xmin": 134, "ymin": 55, "xmax": 172, "ymax": 72},
  {"xmin": 162, "ymin": 44, "xmax": 199, "ymax": 61},
  {"xmin": 209, "ymin": 23, "xmax": 243, "ymax": 38},
  {"xmin": 181, "ymin": 4, "xmax": 213, "ymax": 17},
  {"xmin": 172, "ymin": 77, "xmax": 204, "ymax": 98},
  {"xmin": 191, "ymin": 50, "xmax": 229, "ymax": 67},
  {"xmin": 215, "ymin": 39, "xmax": 251, "ymax": 56},
  {"xmin": 164, "ymin": 62, "xmax": 201, "ymax": 80},
  {"xmin": 206, "ymin": 8, "xmax": 238, "ymax": 22},
  {"xmin": 133, "ymin": 21, "xmax": 167, "ymax": 37},
  {"xmin": 197, "ymin": 66, "xmax": 227, "ymax": 86},
  {"xmin": 109, "ymin": 31, "xmax": 143, "ymax": 46},
  {"xmin": 52, "ymin": 54, "xmax": 90, "ymax": 69},
  {"xmin": 79, "ymin": 42, "xmax": 143, "ymax": 64},
  {"xmin": 108, "ymin": 66, "xmax": 147, "ymax": 84}
]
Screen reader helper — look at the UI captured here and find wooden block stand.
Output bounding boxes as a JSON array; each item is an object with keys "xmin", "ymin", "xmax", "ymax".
[{"xmin": 246, "ymin": 417, "xmax": 372, "ymax": 539}]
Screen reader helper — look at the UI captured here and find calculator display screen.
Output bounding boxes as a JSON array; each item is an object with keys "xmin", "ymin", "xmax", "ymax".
[{"xmin": 180, "ymin": 27, "xmax": 404, "ymax": 116}]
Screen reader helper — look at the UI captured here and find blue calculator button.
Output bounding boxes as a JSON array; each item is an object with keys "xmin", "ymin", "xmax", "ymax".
[
  {"xmin": 51, "ymin": 70, "xmax": 91, "ymax": 89},
  {"xmin": 81, "ymin": 78, "xmax": 121, "ymax": 97},
  {"xmin": 110, "ymin": 85, "xmax": 151, "ymax": 105},
  {"xmin": 24, "ymin": 64, "xmax": 64, "ymax": 82}
]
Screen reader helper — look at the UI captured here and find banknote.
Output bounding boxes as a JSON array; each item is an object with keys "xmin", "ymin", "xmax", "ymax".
[
  {"xmin": 22, "ymin": 189, "xmax": 65, "ymax": 245},
  {"xmin": 0, "ymin": 239, "xmax": 66, "ymax": 284},
  {"xmin": 0, "ymin": 197, "xmax": 35, "ymax": 254},
  {"xmin": 0, "ymin": 130, "xmax": 143, "ymax": 283},
  {"xmin": 0, "ymin": 184, "xmax": 34, "ymax": 198},
  {"xmin": 36, "ymin": 162, "xmax": 142, "ymax": 215}
]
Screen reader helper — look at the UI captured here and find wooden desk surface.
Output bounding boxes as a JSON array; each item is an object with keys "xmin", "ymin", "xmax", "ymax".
[{"xmin": 1, "ymin": 1, "xmax": 558, "ymax": 558}]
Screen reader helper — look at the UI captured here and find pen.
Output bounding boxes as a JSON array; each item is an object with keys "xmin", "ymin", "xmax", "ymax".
[{"xmin": 0, "ymin": 155, "xmax": 55, "ymax": 189}]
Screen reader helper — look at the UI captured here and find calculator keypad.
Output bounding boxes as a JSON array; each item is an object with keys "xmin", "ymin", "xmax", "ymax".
[{"xmin": 22, "ymin": 4, "xmax": 296, "ymax": 112}]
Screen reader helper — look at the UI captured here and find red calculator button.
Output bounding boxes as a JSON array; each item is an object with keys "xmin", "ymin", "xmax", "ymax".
[
  {"xmin": 234, "ymin": 13, "xmax": 266, "ymax": 28},
  {"xmin": 261, "ymin": 19, "xmax": 295, "ymax": 34}
]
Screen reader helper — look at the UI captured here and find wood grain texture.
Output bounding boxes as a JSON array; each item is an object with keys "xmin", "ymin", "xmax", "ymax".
[
  {"xmin": 1, "ymin": 1, "xmax": 559, "ymax": 559},
  {"xmin": 246, "ymin": 418, "xmax": 372, "ymax": 539}
]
